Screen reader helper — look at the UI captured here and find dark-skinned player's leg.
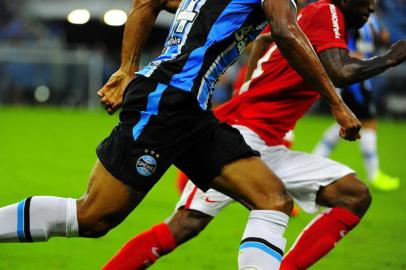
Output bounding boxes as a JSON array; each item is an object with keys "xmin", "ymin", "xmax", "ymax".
[
  {"xmin": 76, "ymin": 160, "xmax": 147, "ymax": 238},
  {"xmin": 214, "ymin": 156, "xmax": 293, "ymax": 269},
  {"xmin": 211, "ymin": 156, "xmax": 292, "ymax": 212},
  {"xmin": 281, "ymin": 174, "xmax": 371, "ymax": 270},
  {"xmin": 0, "ymin": 160, "xmax": 146, "ymax": 243},
  {"xmin": 168, "ymin": 155, "xmax": 299, "ymax": 249},
  {"xmin": 174, "ymin": 122, "xmax": 294, "ymax": 269}
]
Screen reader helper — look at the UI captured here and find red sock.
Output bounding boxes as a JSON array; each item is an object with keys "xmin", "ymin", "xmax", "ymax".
[
  {"xmin": 281, "ymin": 207, "xmax": 360, "ymax": 270},
  {"xmin": 176, "ymin": 170, "xmax": 189, "ymax": 194},
  {"xmin": 103, "ymin": 223, "xmax": 177, "ymax": 270}
]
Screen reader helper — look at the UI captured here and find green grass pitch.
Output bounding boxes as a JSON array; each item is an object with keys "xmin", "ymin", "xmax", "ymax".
[{"xmin": 0, "ymin": 107, "xmax": 405, "ymax": 269}]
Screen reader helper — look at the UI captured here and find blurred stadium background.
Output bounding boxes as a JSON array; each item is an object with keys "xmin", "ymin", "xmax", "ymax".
[{"xmin": 1, "ymin": 0, "xmax": 405, "ymax": 269}]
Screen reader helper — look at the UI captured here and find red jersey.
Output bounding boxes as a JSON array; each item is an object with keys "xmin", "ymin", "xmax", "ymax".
[
  {"xmin": 232, "ymin": 64, "xmax": 248, "ymax": 97},
  {"xmin": 214, "ymin": 0, "xmax": 348, "ymax": 146}
]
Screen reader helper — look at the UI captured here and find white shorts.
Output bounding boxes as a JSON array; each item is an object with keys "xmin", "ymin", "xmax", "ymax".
[{"xmin": 175, "ymin": 125, "xmax": 355, "ymax": 216}]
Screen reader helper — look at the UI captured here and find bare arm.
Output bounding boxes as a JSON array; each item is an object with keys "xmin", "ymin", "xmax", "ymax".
[
  {"xmin": 262, "ymin": 0, "xmax": 361, "ymax": 140},
  {"xmin": 320, "ymin": 40, "xmax": 406, "ymax": 88},
  {"xmin": 98, "ymin": 0, "xmax": 181, "ymax": 114},
  {"xmin": 121, "ymin": 0, "xmax": 181, "ymax": 74},
  {"xmin": 244, "ymin": 33, "xmax": 274, "ymax": 81}
]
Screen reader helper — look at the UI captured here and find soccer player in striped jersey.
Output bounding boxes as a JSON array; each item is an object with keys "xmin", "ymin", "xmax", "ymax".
[
  {"xmin": 0, "ymin": 0, "xmax": 363, "ymax": 269},
  {"xmin": 102, "ymin": 0, "xmax": 406, "ymax": 269}
]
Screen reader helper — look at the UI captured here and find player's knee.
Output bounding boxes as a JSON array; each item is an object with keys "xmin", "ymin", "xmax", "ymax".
[
  {"xmin": 251, "ymin": 191, "xmax": 293, "ymax": 215},
  {"xmin": 77, "ymin": 213, "xmax": 115, "ymax": 238},
  {"xmin": 79, "ymin": 221, "xmax": 112, "ymax": 238},
  {"xmin": 76, "ymin": 201, "xmax": 116, "ymax": 238},
  {"xmin": 337, "ymin": 176, "xmax": 372, "ymax": 217},
  {"xmin": 351, "ymin": 181, "xmax": 372, "ymax": 215}
]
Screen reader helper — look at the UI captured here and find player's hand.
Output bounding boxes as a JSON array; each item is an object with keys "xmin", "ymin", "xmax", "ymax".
[
  {"xmin": 331, "ymin": 103, "xmax": 361, "ymax": 141},
  {"xmin": 386, "ymin": 40, "xmax": 406, "ymax": 67},
  {"xmin": 97, "ymin": 69, "xmax": 135, "ymax": 115}
]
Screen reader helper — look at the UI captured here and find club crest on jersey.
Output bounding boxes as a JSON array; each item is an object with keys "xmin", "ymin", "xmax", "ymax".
[
  {"xmin": 167, "ymin": 36, "xmax": 182, "ymax": 46},
  {"xmin": 136, "ymin": 153, "xmax": 157, "ymax": 177}
]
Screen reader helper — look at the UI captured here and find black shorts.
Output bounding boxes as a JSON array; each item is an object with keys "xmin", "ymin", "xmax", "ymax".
[
  {"xmin": 96, "ymin": 76, "xmax": 259, "ymax": 192},
  {"xmin": 342, "ymin": 82, "xmax": 376, "ymax": 120}
]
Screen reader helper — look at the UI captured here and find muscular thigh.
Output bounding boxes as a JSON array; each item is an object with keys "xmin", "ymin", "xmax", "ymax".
[
  {"xmin": 77, "ymin": 160, "xmax": 146, "ymax": 227},
  {"xmin": 211, "ymin": 156, "xmax": 290, "ymax": 212}
]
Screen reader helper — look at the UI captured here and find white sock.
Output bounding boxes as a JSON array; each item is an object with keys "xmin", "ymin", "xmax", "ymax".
[
  {"xmin": 238, "ymin": 210, "xmax": 289, "ymax": 270},
  {"xmin": 0, "ymin": 196, "xmax": 78, "ymax": 242},
  {"xmin": 313, "ymin": 123, "xmax": 341, "ymax": 157},
  {"xmin": 360, "ymin": 128, "xmax": 379, "ymax": 181}
]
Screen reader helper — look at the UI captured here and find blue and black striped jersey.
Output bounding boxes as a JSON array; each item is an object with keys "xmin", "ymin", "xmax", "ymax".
[{"xmin": 137, "ymin": 0, "xmax": 267, "ymax": 109}]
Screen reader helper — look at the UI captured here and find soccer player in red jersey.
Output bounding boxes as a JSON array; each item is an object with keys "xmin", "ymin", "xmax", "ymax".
[
  {"xmin": 103, "ymin": 0, "xmax": 406, "ymax": 269},
  {"xmin": 314, "ymin": 15, "xmax": 400, "ymax": 191}
]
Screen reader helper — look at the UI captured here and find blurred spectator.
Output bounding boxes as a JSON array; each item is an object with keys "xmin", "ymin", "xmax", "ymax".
[
  {"xmin": 378, "ymin": 0, "xmax": 406, "ymax": 43},
  {"xmin": 2, "ymin": 1, "xmax": 39, "ymax": 41}
]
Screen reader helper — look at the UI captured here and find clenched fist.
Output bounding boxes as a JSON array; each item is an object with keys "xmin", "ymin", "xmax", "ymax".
[
  {"xmin": 331, "ymin": 102, "xmax": 362, "ymax": 141},
  {"xmin": 97, "ymin": 69, "xmax": 135, "ymax": 115}
]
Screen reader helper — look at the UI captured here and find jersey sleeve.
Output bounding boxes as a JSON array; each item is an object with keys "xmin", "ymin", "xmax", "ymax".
[
  {"xmin": 309, "ymin": 4, "xmax": 348, "ymax": 54},
  {"xmin": 261, "ymin": 24, "xmax": 271, "ymax": 34}
]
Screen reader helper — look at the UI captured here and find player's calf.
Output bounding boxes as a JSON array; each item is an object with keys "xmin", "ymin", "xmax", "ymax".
[
  {"xmin": 281, "ymin": 175, "xmax": 371, "ymax": 270},
  {"xmin": 76, "ymin": 202, "xmax": 117, "ymax": 238},
  {"xmin": 77, "ymin": 160, "xmax": 147, "ymax": 238},
  {"xmin": 75, "ymin": 190, "xmax": 145, "ymax": 238},
  {"xmin": 167, "ymin": 208, "xmax": 212, "ymax": 245}
]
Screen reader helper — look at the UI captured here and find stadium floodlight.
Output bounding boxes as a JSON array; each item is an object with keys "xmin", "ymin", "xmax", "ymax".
[
  {"xmin": 103, "ymin": 9, "xmax": 127, "ymax": 26},
  {"xmin": 67, "ymin": 9, "xmax": 91, "ymax": 25},
  {"xmin": 34, "ymin": 85, "xmax": 50, "ymax": 103}
]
